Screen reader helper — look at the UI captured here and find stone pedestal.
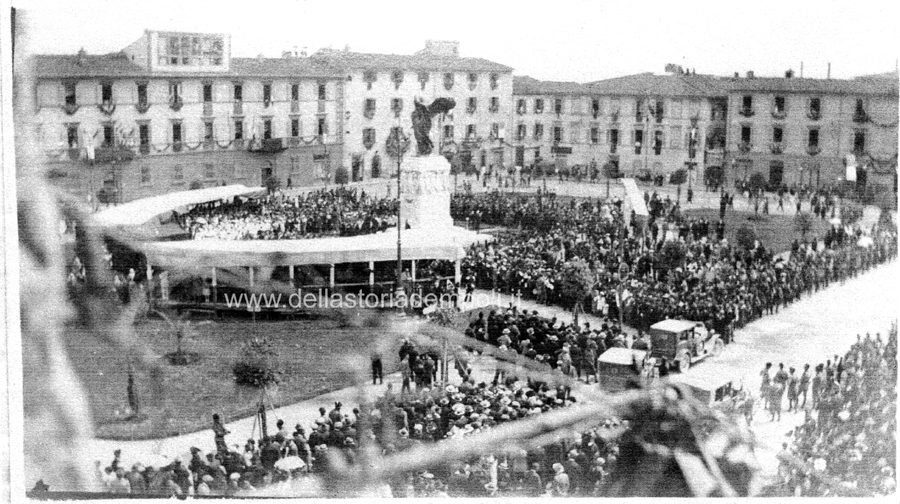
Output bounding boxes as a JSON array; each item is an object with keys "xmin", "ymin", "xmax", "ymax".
[{"xmin": 400, "ymin": 155, "xmax": 453, "ymax": 230}]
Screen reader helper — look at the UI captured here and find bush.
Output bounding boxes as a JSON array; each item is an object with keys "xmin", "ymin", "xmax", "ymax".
[
  {"xmin": 556, "ymin": 258, "xmax": 594, "ymax": 310},
  {"xmin": 334, "ymin": 166, "xmax": 349, "ymax": 185},
  {"xmin": 233, "ymin": 336, "xmax": 282, "ymax": 387},
  {"xmin": 735, "ymin": 224, "xmax": 757, "ymax": 250},
  {"xmin": 668, "ymin": 169, "xmax": 687, "ymax": 185},
  {"xmin": 794, "ymin": 212, "xmax": 814, "ymax": 238}
]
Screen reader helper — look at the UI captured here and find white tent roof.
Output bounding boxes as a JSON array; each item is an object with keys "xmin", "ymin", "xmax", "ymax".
[
  {"xmin": 141, "ymin": 226, "xmax": 492, "ymax": 268},
  {"xmin": 650, "ymin": 319, "xmax": 701, "ymax": 333},
  {"xmin": 597, "ymin": 347, "xmax": 647, "ymax": 365},
  {"xmin": 93, "ymin": 184, "xmax": 265, "ymax": 227}
]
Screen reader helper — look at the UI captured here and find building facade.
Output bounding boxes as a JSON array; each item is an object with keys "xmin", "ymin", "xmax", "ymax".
[
  {"xmin": 30, "ymin": 30, "xmax": 345, "ymax": 203},
  {"xmin": 311, "ymin": 41, "xmax": 514, "ymax": 180},
  {"xmin": 722, "ymin": 73, "xmax": 898, "ymax": 192}
]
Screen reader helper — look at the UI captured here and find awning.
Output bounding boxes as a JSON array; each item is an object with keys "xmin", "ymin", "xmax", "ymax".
[
  {"xmin": 140, "ymin": 226, "xmax": 492, "ymax": 268},
  {"xmin": 93, "ymin": 184, "xmax": 265, "ymax": 227}
]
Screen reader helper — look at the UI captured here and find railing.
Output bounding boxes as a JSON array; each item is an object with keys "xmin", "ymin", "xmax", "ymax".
[
  {"xmin": 770, "ymin": 142, "xmax": 784, "ymax": 154},
  {"xmin": 172, "ymin": 141, "xmax": 183, "ymax": 152},
  {"xmin": 807, "ymin": 109, "xmax": 821, "ymax": 121},
  {"xmin": 737, "ymin": 141, "xmax": 752, "ymax": 153},
  {"xmin": 771, "ymin": 109, "xmax": 786, "ymax": 120},
  {"xmin": 135, "ymin": 100, "xmax": 150, "ymax": 114},
  {"xmin": 853, "ymin": 111, "xmax": 868, "ymax": 123},
  {"xmin": 807, "ymin": 145, "xmax": 821, "ymax": 156},
  {"xmin": 169, "ymin": 95, "xmax": 183, "ymax": 112},
  {"xmin": 63, "ymin": 102, "xmax": 79, "ymax": 115},
  {"xmin": 139, "ymin": 143, "xmax": 150, "ymax": 155},
  {"xmin": 738, "ymin": 107, "xmax": 755, "ymax": 117},
  {"xmin": 97, "ymin": 100, "xmax": 116, "ymax": 116}
]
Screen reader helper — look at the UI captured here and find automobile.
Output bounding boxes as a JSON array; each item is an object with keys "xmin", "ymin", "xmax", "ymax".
[
  {"xmin": 596, "ymin": 347, "xmax": 652, "ymax": 392},
  {"xmin": 667, "ymin": 369, "xmax": 741, "ymax": 409},
  {"xmin": 648, "ymin": 319, "xmax": 724, "ymax": 373}
]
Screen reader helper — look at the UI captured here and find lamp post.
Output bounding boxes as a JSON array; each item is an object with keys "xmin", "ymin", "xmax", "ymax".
[{"xmin": 386, "ymin": 125, "xmax": 411, "ymax": 297}]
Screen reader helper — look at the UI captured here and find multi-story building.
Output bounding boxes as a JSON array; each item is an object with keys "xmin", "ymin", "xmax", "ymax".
[
  {"xmin": 512, "ymin": 73, "xmax": 728, "ymax": 185},
  {"xmin": 722, "ymin": 71, "xmax": 898, "ymax": 191},
  {"xmin": 30, "ymin": 29, "xmax": 345, "ymax": 203},
  {"xmin": 311, "ymin": 41, "xmax": 513, "ymax": 180}
]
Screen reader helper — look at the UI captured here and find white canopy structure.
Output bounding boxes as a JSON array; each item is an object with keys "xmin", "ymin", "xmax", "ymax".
[
  {"xmin": 140, "ymin": 226, "xmax": 490, "ymax": 268},
  {"xmin": 93, "ymin": 184, "xmax": 265, "ymax": 227}
]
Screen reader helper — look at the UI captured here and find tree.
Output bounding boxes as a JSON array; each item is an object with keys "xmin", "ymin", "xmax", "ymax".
[
  {"xmin": 657, "ymin": 241, "xmax": 687, "ymax": 273},
  {"xmin": 557, "ymin": 258, "xmax": 594, "ymax": 313},
  {"xmin": 233, "ymin": 335, "xmax": 282, "ymax": 387},
  {"xmin": 794, "ymin": 212, "xmax": 814, "ymax": 238},
  {"xmin": 735, "ymin": 224, "xmax": 757, "ymax": 250},
  {"xmin": 334, "ymin": 166, "xmax": 350, "ymax": 185},
  {"xmin": 669, "ymin": 169, "xmax": 687, "ymax": 186}
]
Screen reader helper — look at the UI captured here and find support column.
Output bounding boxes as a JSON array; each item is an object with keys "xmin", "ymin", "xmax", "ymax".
[
  {"xmin": 329, "ymin": 264, "xmax": 335, "ymax": 289},
  {"xmin": 211, "ymin": 267, "xmax": 217, "ymax": 304},
  {"xmin": 145, "ymin": 262, "xmax": 153, "ymax": 303},
  {"xmin": 248, "ymin": 267, "xmax": 255, "ymax": 288},
  {"xmin": 289, "ymin": 265, "xmax": 295, "ymax": 280},
  {"xmin": 411, "ymin": 260, "xmax": 417, "ymax": 282},
  {"xmin": 454, "ymin": 259, "xmax": 462, "ymax": 285},
  {"xmin": 368, "ymin": 261, "xmax": 375, "ymax": 288}
]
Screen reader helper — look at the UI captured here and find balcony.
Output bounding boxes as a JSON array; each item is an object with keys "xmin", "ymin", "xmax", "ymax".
[
  {"xmin": 737, "ymin": 141, "xmax": 752, "ymax": 153},
  {"xmin": 135, "ymin": 100, "xmax": 150, "ymax": 114},
  {"xmin": 233, "ymin": 101, "xmax": 243, "ymax": 115},
  {"xmin": 609, "ymin": 144, "xmax": 617, "ymax": 154},
  {"xmin": 289, "ymin": 137, "xmax": 301, "ymax": 148},
  {"xmin": 853, "ymin": 111, "xmax": 868, "ymax": 123},
  {"xmin": 738, "ymin": 107, "xmax": 755, "ymax": 117},
  {"xmin": 769, "ymin": 142, "xmax": 784, "ymax": 154},
  {"xmin": 807, "ymin": 145, "xmax": 821, "ymax": 156},
  {"xmin": 291, "ymin": 100, "xmax": 300, "ymax": 113},
  {"xmin": 169, "ymin": 95, "xmax": 183, "ymax": 112},
  {"xmin": 93, "ymin": 146, "xmax": 135, "ymax": 164},
  {"xmin": 263, "ymin": 98, "xmax": 272, "ymax": 109},
  {"xmin": 63, "ymin": 102, "xmax": 79, "ymax": 115},
  {"xmin": 466, "ymin": 105, "xmax": 477, "ymax": 115},
  {"xmin": 203, "ymin": 102, "xmax": 214, "ymax": 116},
  {"xmin": 98, "ymin": 100, "xmax": 116, "ymax": 116},
  {"xmin": 249, "ymin": 138, "xmax": 287, "ymax": 154},
  {"xmin": 489, "ymin": 103, "xmax": 499, "ymax": 113},
  {"xmin": 516, "ymin": 104, "xmax": 526, "ymax": 115},
  {"xmin": 771, "ymin": 109, "xmax": 786, "ymax": 120},
  {"xmin": 363, "ymin": 135, "xmax": 375, "ymax": 150},
  {"xmin": 807, "ymin": 109, "xmax": 821, "ymax": 121},
  {"xmin": 172, "ymin": 141, "xmax": 183, "ymax": 153},
  {"xmin": 364, "ymin": 106, "xmax": 376, "ymax": 120}
]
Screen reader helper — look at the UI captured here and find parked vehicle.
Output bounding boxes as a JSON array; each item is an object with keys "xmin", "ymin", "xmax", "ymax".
[
  {"xmin": 649, "ymin": 319, "xmax": 724, "ymax": 373},
  {"xmin": 596, "ymin": 347, "xmax": 652, "ymax": 392}
]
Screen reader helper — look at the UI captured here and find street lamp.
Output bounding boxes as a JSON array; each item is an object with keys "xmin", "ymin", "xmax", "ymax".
[{"xmin": 385, "ymin": 125, "xmax": 411, "ymax": 297}]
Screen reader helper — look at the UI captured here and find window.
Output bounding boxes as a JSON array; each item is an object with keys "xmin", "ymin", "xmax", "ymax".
[
  {"xmin": 570, "ymin": 98, "xmax": 581, "ymax": 115},
  {"xmin": 291, "ymin": 84, "xmax": 299, "ymax": 101},
  {"xmin": 467, "ymin": 97, "xmax": 477, "ymax": 112},
  {"xmin": 569, "ymin": 126, "xmax": 579, "ymax": 144},
  {"xmin": 653, "ymin": 100, "xmax": 664, "ymax": 122},
  {"xmin": 318, "ymin": 83, "xmax": 327, "ymax": 100},
  {"xmin": 291, "ymin": 118, "xmax": 300, "ymax": 137},
  {"xmin": 101, "ymin": 83, "xmax": 113, "ymax": 104},
  {"xmin": 204, "ymin": 163, "xmax": 215, "ymax": 179},
  {"xmin": 635, "ymin": 99, "xmax": 645, "ymax": 121},
  {"xmin": 853, "ymin": 130, "xmax": 866, "ymax": 152},
  {"xmin": 172, "ymin": 165, "xmax": 184, "ymax": 183},
  {"xmin": 443, "ymin": 125, "xmax": 454, "ymax": 139},
  {"xmin": 807, "ymin": 128, "xmax": 819, "ymax": 147},
  {"xmin": 742, "ymin": 95, "xmax": 752, "ymax": 110},
  {"xmin": 740, "ymin": 125, "xmax": 751, "ymax": 143},
  {"xmin": 138, "ymin": 124, "xmax": 150, "ymax": 147},
  {"xmin": 169, "ymin": 82, "xmax": 181, "ymax": 100},
  {"xmin": 553, "ymin": 126, "xmax": 563, "ymax": 143},
  {"xmin": 263, "ymin": 119, "xmax": 272, "ymax": 140},
  {"xmin": 157, "ymin": 34, "xmax": 224, "ymax": 66},
  {"xmin": 66, "ymin": 124, "xmax": 79, "ymax": 148},
  {"xmin": 517, "ymin": 124, "xmax": 527, "ymax": 140},
  {"xmin": 490, "ymin": 96, "xmax": 499, "ymax": 112},
  {"xmin": 591, "ymin": 99, "xmax": 600, "ymax": 117},
  {"xmin": 391, "ymin": 98, "xmax": 403, "ymax": 111},
  {"xmin": 137, "ymin": 83, "xmax": 148, "ymax": 105},
  {"xmin": 234, "ymin": 83, "xmax": 243, "ymax": 101},
  {"xmin": 590, "ymin": 126, "xmax": 600, "ymax": 144},
  {"xmin": 204, "ymin": 122, "xmax": 214, "ymax": 141},
  {"xmin": 533, "ymin": 123, "xmax": 544, "ymax": 140},
  {"xmin": 809, "ymin": 97, "xmax": 821, "ymax": 118},
  {"xmin": 365, "ymin": 98, "xmax": 376, "ymax": 111},
  {"xmin": 140, "ymin": 166, "xmax": 151, "ymax": 185},
  {"xmin": 634, "ymin": 129, "xmax": 644, "ymax": 154},
  {"xmin": 608, "ymin": 128, "xmax": 619, "ymax": 153},
  {"xmin": 772, "ymin": 126, "xmax": 783, "ymax": 143},
  {"xmin": 653, "ymin": 130, "xmax": 663, "ymax": 155},
  {"xmin": 669, "ymin": 126, "xmax": 682, "ymax": 148},
  {"xmin": 102, "ymin": 124, "xmax": 114, "ymax": 147},
  {"xmin": 234, "ymin": 120, "xmax": 243, "ymax": 140},
  {"xmin": 554, "ymin": 98, "xmax": 562, "ymax": 115},
  {"xmin": 491, "ymin": 123, "xmax": 500, "ymax": 138},
  {"xmin": 363, "ymin": 128, "xmax": 376, "ymax": 147},
  {"xmin": 535, "ymin": 99, "xmax": 544, "ymax": 114},
  {"xmin": 172, "ymin": 122, "xmax": 182, "ymax": 143},
  {"xmin": 64, "ymin": 82, "xmax": 77, "ymax": 106},
  {"xmin": 317, "ymin": 117, "xmax": 326, "ymax": 136},
  {"xmin": 262, "ymin": 83, "xmax": 272, "ymax": 105},
  {"xmin": 203, "ymin": 83, "xmax": 213, "ymax": 102},
  {"xmin": 290, "ymin": 156, "xmax": 301, "ymax": 175},
  {"xmin": 466, "ymin": 124, "xmax": 476, "ymax": 139},
  {"xmin": 774, "ymin": 96, "xmax": 785, "ymax": 113},
  {"xmin": 516, "ymin": 98, "xmax": 526, "ymax": 114}
]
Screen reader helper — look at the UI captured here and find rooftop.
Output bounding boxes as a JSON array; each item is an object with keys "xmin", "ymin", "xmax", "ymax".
[
  {"xmin": 513, "ymin": 76, "xmax": 590, "ymax": 96},
  {"xmin": 310, "ymin": 48, "xmax": 512, "ymax": 73},
  {"xmin": 28, "ymin": 52, "xmax": 343, "ymax": 79}
]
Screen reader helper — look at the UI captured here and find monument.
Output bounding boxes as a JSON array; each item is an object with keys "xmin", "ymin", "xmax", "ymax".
[{"xmin": 400, "ymin": 98, "xmax": 456, "ymax": 230}]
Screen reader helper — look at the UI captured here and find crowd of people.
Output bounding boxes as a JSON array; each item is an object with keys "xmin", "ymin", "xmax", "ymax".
[
  {"xmin": 178, "ymin": 187, "xmax": 398, "ymax": 240},
  {"xmin": 452, "ymin": 190, "xmax": 897, "ymax": 335},
  {"xmin": 771, "ymin": 327, "xmax": 897, "ymax": 496}
]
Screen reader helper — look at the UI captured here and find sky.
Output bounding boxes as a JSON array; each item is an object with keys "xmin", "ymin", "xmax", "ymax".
[{"xmin": 13, "ymin": 0, "xmax": 900, "ymax": 82}]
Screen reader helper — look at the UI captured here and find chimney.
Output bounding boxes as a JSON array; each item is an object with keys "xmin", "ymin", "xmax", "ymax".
[
  {"xmin": 746, "ymin": 70, "xmax": 755, "ymax": 79},
  {"xmin": 734, "ymin": 72, "xmax": 739, "ymax": 78},
  {"xmin": 785, "ymin": 69, "xmax": 794, "ymax": 78}
]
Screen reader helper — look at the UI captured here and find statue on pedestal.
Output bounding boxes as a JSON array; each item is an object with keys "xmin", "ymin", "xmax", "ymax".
[{"xmin": 411, "ymin": 97, "xmax": 456, "ymax": 155}]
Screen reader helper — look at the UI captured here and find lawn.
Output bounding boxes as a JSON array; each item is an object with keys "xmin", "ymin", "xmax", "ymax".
[
  {"xmin": 683, "ymin": 208, "xmax": 831, "ymax": 253},
  {"xmin": 63, "ymin": 313, "xmax": 407, "ymax": 440}
]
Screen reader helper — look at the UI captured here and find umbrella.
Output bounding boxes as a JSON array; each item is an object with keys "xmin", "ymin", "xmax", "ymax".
[
  {"xmin": 274, "ymin": 456, "xmax": 306, "ymax": 471},
  {"xmin": 857, "ymin": 236, "xmax": 874, "ymax": 248}
]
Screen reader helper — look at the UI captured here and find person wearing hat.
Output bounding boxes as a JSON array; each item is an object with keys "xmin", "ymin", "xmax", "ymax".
[
  {"xmin": 524, "ymin": 463, "xmax": 543, "ymax": 497},
  {"xmin": 195, "ymin": 474, "xmax": 213, "ymax": 496},
  {"xmin": 109, "ymin": 468, "xmax": 132, "ymax": 494},
  {"xmin": 125, "ymin": 463, "xmax": 147, "ymax": 494},
  {"xmin": 212, "ymin": 414, "xmax": 230, "ymax": 454}
]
